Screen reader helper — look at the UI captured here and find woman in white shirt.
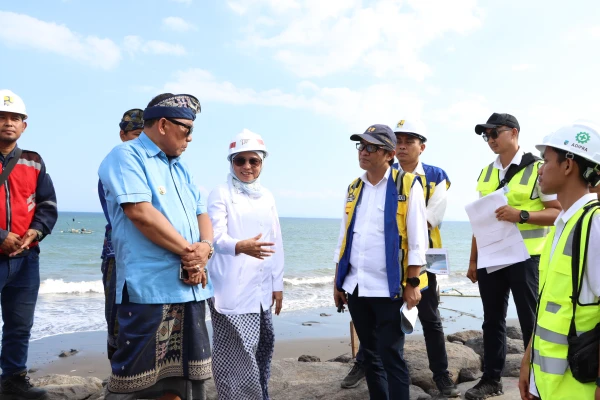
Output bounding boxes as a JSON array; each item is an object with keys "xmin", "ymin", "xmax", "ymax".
[{"xmin": 207, "ymin": 129, "xmax": 284, "ymax": 400}]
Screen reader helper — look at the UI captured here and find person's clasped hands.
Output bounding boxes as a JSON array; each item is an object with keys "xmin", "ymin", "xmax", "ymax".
[{"xmin": 181, "ymin": 241, "xmax": 211, "ymax": 287}]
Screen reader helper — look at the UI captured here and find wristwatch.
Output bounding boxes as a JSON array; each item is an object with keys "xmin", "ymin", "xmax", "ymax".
[
  {"xmin": 34, "ymin": 229, "xmax": 43, "ymax": 241},
  {"xmin": 200, "ymin": 240, "xmax": 214, "ymax": 259},
  {"xmin": 519, "ymin": 210, "xmax": 530, "ymax": 224},
  {"xmin": 406, "ymin": 277, "xmax": 420, "ymax": 288}
]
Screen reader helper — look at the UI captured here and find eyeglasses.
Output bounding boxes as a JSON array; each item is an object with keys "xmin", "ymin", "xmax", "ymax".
[
  {"xmin": 232, "ymin": 156, "xmax": 262, "ymax": 167},
  {"xmin": 356, "ymin": 142, "xmax": 383, "ymax": 153},
  {"xmin": 482, "ymin": 128, "xmax": 512, "ymax": 142},
  {"xmin": 165, "ymin": 117, "xmax": 193, "ymax": 136}
]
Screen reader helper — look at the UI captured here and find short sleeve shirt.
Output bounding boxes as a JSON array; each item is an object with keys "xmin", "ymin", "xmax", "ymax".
[{"xmin": 98, "ymin": 132, "xmax": 212, "ymax": 304}]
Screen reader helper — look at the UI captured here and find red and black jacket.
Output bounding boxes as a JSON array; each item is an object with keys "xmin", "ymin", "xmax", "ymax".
[{"xmin": 0, "ymin": 147, "xmax": 58, "ymax": 256}]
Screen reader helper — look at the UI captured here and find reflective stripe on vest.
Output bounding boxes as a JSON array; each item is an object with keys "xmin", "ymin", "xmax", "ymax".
[
  {"xmin": 418, "ymin": 165, "xmax": 450, "ymax": 250},
  {"xmin": 476, "ymin": 160, "xmax": 548, "ymax": 255},
  {"xmin": 531, "ymin": 204, "xmax": 600, "ymax": 398},
  {"xmin": 420, "ymin": 173, "xmax": 444, "ymax": 249},
  {"xmin": 532, "ymin": 349, "xmax": 569, "ymax": 375}
]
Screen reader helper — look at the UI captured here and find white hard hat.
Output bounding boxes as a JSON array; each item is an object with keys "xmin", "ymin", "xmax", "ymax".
[
  {"xmin": 391, "ymin": 119, "xmax": 427, "ymax": 142},
  {"xmin": 536, "ymin": 120, "xmax": 600, "ymax": 186},
  {"xmin": 0, "ymin": 90, "xmax": 27, "ymax": 119},
  {"xmin": 227, "ymin": 129, "xmax": 268, "ymax": 161},
  {"xmin": 535, "ymin": 120, "xmax": 600, "ymax": 165}
]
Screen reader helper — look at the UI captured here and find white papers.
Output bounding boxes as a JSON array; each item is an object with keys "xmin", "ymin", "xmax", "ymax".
[
  {"xmin": 464, "ymin": 188, "xmax": 529, "ymax": 273},
  {"xmin": 400, "ymin": 303, "xmax": 419, "ymax": 334},
  {"xmin": 425, "ymin": 248, "xmax": 450, "ymax": 275}
]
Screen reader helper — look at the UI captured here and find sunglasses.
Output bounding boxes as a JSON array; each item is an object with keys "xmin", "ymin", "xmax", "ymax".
[
  {"xmin": 356, "ymin": 142, "xmax": 383, "ymax": 153},
  {"xmin": 482, "ymin": 128, "xmax": 512, "ymax": 142},
  {"xmin": 232, "ymin": 156, "xmax": 262, "ymax": 167},
  {"xmin": 165, "ymin": 117, "xmax": 193, "ymax": 136}
]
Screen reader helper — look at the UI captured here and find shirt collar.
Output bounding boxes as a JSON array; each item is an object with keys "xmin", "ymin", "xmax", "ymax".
[
  {"xmin": 394, "ymin": 160, "xmax": 424, "ymax": 176},
  {"xmin": 0, "ymin": 146, "xmax": 18, "ymax": 162},
  {"xmin": 493, "ymin": 148, "xmax": 524, "ymax": 171},
  {"xmin": 555, "ymin": 193, "xmax": 599, "ymax": 225},
  {"xmin": 360, "ymin": 166, "xmax": 392, "ymax": 187},
  {"xmin": 138, "ymin": 132, "xmax": 178, "ymax": 162}
]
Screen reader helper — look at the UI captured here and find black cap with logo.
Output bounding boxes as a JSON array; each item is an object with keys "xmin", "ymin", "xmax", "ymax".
[{"xmin": 350, "ymin": 124, "xmax": 396, "ymax": 151}]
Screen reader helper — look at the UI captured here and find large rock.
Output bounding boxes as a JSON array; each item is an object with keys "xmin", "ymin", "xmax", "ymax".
[
  {"xmin": 458, "ymin": 367, "xmax": 482, "ymax": 383},
  {"xmin": 404, "ymin": 341, "xmax": 481, "ymax": 392},
  {"xmin": 506, "ymin": 326, "xmax": 523, "ymax": 341},
  {"xmin": 502, "ymin": 354, "xmax": 525, "ymax": 378},
  {"xmin": 464, "ymin": 337, "xmax": 524, "ymax": 359},
  {"xmin": 32, "ymin": 375, "xmax": 103, "ymax": 400},
  {"xmin": 206, "ymin": 359, "xmax": 431, "ymax": 399},
  {"xmin": 446, "ymin": 330, "xmax": 482, "ymax": 344}
]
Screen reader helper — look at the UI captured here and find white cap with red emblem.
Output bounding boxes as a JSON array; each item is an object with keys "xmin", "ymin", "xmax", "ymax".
[{"xmin": 228, "ymin": 129, "xmax": 268, "ymax": 161}]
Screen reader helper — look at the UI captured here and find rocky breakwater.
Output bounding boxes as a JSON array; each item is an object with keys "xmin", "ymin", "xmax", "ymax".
[{"xmin": 31, "ymin": 328, "xmax": 526, "ymax": 399}]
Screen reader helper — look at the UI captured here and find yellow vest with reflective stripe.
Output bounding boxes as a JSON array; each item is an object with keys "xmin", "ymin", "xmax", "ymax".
[
  {"xmin": 532, "ymin": 204, "xmax": 600, "ymax": 399},
  {"xmin": 338, "ymin": 169, "xmax": 429, "ymax": 295},
  {"xmin": 476, "ymin": 160, "xmax": 549, "ymax": 255},
  {"xmin": 420, "ymin": 173, "xmax": 450, "ymax": 249}
]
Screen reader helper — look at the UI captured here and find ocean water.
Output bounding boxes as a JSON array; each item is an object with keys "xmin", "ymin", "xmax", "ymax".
[{"xmin": 25, "ymin": 213, "xmax": 476, "ymax": 341}]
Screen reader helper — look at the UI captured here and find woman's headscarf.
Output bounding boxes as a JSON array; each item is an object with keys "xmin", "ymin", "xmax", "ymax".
[
  {"xmin": 229, "ymin": 151, "xmax": 266, "ymax": 199},
  {"xmin": 227, "ymin": 129, "xmax": 269, "ymax": 199}
]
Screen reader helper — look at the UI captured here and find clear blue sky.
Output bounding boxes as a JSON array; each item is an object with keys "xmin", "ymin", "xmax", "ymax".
[{"xmin": 2, "ymin": 0, "xmax": 599, "ymax": 220}]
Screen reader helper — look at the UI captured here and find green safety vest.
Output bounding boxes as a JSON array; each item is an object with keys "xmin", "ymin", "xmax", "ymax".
[
  {"xmin": 532, "ymin": 202, "xmax": 600, "ymax": 399},
  {"xmin": 476, "ymin": 160, "xmax": 550, "ymax": 255}
]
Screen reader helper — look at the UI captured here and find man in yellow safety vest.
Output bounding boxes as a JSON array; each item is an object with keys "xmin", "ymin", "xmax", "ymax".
[
  {"xmin": 466, "ymin": 113, "xmax": 561, "ymax": 400},
  {"xmin": 518, "ymin": 121, "xmax": 600, "ymax": 400}
]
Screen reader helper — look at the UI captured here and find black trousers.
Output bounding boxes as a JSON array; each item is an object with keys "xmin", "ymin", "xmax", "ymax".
[
  {"xmin": 348, "ymin": 287, "xmax": 409, "ymax": 400},
  {"xmin": 356, "ymin": 272, "xmax": 449, "ymax": 379},
  {"xmin": 477, "ymin": 256, "xmax": 539, "ymax": 379}
]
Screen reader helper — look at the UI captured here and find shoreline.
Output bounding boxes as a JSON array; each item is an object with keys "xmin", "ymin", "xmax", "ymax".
[{"xmin": 28, "ymin": 297, "xmax": 519, "ymax": 380}]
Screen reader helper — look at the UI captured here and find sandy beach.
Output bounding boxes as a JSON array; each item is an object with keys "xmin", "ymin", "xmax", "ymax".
[{"xmin": 27, "ymin": 295, "xmax": 520, "ymax": 382}]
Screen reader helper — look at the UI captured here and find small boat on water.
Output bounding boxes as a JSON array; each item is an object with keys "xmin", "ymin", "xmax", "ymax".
[{"xmin": 61, "ymin": 228, "xmax": 93, "ymax": 234}]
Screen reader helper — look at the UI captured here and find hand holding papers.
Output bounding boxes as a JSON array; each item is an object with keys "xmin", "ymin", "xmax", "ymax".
[
  {"xmin": 400, "ymin": 303, "xmax": 419, "ymax": 334},
  {"xmin": 465, "ymin": 188, "xmax": 529, "ymax": 273}
]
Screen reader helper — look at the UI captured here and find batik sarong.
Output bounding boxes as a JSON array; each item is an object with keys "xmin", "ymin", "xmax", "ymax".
[
  {"xmin": 108, "ymin": 288, "xmax": 212, "ymax": 394},
  {"xmin": 208, "ymin": 299, "xmax": 275, "ymax": 400}
]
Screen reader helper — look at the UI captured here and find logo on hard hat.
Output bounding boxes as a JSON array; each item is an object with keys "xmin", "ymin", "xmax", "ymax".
[
  {"xmin": 241, "ymin": 139, "xmax": 249, "ymax": 145},
  {"xmin": 3, "ymin": 96, "xmax": 13, "ymax": 106},
  {"xmin": 397, "ymin": 120, "xmax": 405, "ymax": 128},
  {"xmin": 576, "ymin": 132, "xmax": 591, "ymax": 144},
  {"xmin": 367, "ymin": 126, "xmax": 376, "ymax": 132},
  {"xmin": 564, "ymin": 140, "xmax": 569, "ymax": 145}
]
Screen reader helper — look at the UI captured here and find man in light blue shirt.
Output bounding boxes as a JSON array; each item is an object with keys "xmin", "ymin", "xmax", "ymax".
[{"xmin": 99, "ymin": 93, "xmax": 214, "ymax": 400}]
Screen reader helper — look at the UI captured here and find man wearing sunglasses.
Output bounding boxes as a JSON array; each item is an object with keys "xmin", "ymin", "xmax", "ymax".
[
  {"xmin": 465, "ymin": 113, "xmax": 561, "ymax": 400},
  {"xmin": 99, "ymin": 93, "xmax": 214, "ymax": 400},
  {"xmin": 341, "ymin": 119, "xmax": 459, "ymax": 397},
  {"xmin": 333, "ymin": 124, "xmax": 429, "ymax": 399}
]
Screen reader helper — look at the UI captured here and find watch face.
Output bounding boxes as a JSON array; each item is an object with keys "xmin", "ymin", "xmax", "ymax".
[{"xmin": 408, "ymin": 277, "xmax": 420, "ymax": 287}]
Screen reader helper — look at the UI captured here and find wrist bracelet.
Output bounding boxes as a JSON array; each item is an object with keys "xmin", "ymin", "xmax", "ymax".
[{"xmin": 200, "ymin": 240, "xmax": 214, "ymax": 259}]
